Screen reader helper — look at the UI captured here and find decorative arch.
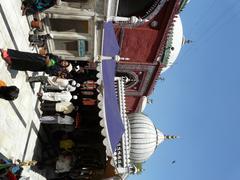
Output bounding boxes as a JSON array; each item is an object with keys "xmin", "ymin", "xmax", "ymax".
[{"xmin": 116, "ymin": 71, "xmax": 139, "ymax": 89}]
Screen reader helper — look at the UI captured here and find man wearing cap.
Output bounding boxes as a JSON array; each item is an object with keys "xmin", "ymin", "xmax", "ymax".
[{"xmin": 28, "ymin": 75, "xmax": 77, "ymax": 92}]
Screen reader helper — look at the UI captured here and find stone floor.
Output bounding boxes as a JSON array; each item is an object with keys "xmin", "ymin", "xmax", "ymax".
[{"xmin": 0, "ymin": 0, "xmax": 45, "ymax": 179}]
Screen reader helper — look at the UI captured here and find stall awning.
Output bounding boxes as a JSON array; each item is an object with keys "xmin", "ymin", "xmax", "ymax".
[{"xmin": 98, "ymin": 22, "xmax": 125, "ymax": 156}]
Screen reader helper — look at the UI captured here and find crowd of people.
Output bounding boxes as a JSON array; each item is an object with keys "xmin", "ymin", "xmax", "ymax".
[
  {"xmin": 1, "ymin": 47, "xmax": 99, "ymax": 120},
  {"xmin": 0, "ymin": 46, "xmax": 101, "ymax": 178},
  {"xmin": 34, "ymin": 128, "xmax": 105, "ymax": 179},
  {"xmin": 0, "ymin": 47, "xmax": 101, "ymax": 179},
  {"xmin": 0, "ymin": 0, "xmax": 105, "ymax": 179}
]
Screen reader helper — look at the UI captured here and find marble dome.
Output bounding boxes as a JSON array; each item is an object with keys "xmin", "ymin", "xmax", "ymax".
[
  {"xmin": 161, "ymin": 15, "xmax": 184, "ymax": 73},
  {"xmin": 128, "ymin": 113, "xmax": 165, "ymax": 163}
]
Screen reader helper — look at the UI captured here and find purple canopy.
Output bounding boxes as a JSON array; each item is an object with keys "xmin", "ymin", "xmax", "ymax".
[
  {"xmin": 101, "ymin": 22, "xmax": 125, "ymax": 153},
  {"xmin": 103, "ymin": 22, "xmax": 120, "ymax": 57}
]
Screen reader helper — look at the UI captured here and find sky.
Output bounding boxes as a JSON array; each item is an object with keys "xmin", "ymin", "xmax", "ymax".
[{"xmin": 129, "ymin": 0, "xmax": 240, "ymax": 180}]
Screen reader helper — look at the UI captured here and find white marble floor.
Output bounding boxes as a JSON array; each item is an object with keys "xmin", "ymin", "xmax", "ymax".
[{"xmin": 0, "ymin": 0, "xmax": 45, "ymax": 179}]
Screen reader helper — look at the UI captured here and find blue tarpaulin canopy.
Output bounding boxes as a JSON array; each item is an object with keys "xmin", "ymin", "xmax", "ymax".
[{"xmin": 98, "ymin": 22, "xmax": 125, "ymax": 156}]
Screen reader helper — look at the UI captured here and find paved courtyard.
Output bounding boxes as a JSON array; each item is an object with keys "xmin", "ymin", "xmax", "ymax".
[{"xmin": 0, "ymin": 0, "xmax": 45, "ymax": 179}]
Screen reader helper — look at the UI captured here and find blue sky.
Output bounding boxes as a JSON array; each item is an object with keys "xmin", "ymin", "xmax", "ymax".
[{"xmin": 129, "ymin": 0, "xmax": 240, "ymax": 180}]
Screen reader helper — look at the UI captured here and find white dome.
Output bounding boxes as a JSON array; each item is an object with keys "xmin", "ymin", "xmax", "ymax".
[
  {"xmin": 161, "ymin": 15, "xmax": 183, "ymax": 73},
  {"xmin": 128, "ymin": 113, "xmax": 165, "ymax": 163}
]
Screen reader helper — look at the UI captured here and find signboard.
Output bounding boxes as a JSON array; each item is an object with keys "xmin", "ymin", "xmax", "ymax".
[{"xmin": 78, "ymin": 39, "xmax": 86, "ymax": 57}]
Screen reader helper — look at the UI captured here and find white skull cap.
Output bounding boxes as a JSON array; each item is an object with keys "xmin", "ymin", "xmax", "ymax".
[
  {"xmin": 76, "ymin": 83, "xmax": 81, "ymax": 88},
  {"xmin": 71, "ymin": 80, "xmax": 76, "ymax": 86},
  {"xmin": 72, "ymin": 95, "xmax": 78, "ymax": 100}
]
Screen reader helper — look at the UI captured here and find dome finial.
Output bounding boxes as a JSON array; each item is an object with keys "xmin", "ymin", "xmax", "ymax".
[
  {"xmin": 179, "ymin": 0, "xmax": 191, "ymax": 12},
  {"xmin": 182, "ymin": 36, "xmax": 193, "ymax": 45},
  {"xmin": 164, "ymin": 135, "xmax": 179, "ymax": 140},
  {"xmin": 184, "ymin": 39, "xmax": 193, "ymax": 44}
]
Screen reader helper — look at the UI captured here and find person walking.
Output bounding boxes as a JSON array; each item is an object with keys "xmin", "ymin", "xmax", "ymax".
[
  {"xmin": 1, "ymin": 49, "xmax": 72, "ymax": 76},
  {"xmin": 28, "ymin": 75, "xmax": 79, "ymax": 92}
]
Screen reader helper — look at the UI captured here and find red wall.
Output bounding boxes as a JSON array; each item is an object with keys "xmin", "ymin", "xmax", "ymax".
[{"xmin": 114, "ymin": 0, "xmax": 181, "ymax": 112}]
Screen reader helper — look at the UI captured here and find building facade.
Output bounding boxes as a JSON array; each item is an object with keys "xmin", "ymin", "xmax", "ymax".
[
  {"xmin": 41, "ymin": 0, "xmax": 119, "ymax": 61},
  {"xmin": 114, "ymin": 0, "xmax": 188, "ymax": 112},
  {"xmin": 40, "ymin": 0, "xmax": 188, "ymax": 112},
  {"xmin": 34, "ymin": 0, "xmax": 189, "ymax": 179}
]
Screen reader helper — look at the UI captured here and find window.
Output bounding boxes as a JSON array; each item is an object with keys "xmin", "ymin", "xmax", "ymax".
[
  {"xmin": 78, "ymin": 39, "xmax": 88, "ymax": 57},
  {"xmin": 61, "ymin": 0, "xmax": 90, "ymax": 9},
  {"xmin": 54, "ymin": 39, "xmax": 89, "ymax": 57},
  {"xmin": 50, "ymin": 19, "xmax": 88, "ymax": 33},
  {"xmin": 54, "ymin": 39, "xmax": 78, "ymax": 56}
]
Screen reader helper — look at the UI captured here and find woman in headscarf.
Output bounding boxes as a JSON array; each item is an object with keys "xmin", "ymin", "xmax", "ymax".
[
  {"xmin": 0, "ymin": 80, "xmax": 19, "ymax": 101},
  {"xmin": 1, "ymin": 49, "xmax": 72, "ymax": 77}
]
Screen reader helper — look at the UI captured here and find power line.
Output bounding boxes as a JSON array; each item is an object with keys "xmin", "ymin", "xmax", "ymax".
[
  {"xmin": 179, "ymin": 0, "xmax": 240, "ymax": 61},
  {"xmin": 195, "ymin": 0, "xmax": 240, "ymax": 43},
  {"xmin": 188, "ymin": 0, "xmax": 218, "ymax": 38}
]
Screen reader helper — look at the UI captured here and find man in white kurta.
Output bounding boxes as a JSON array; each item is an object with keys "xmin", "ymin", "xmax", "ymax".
[
  {"xmin": 41, "ymin": 91, "xmax": 76, "ymax": 102},
  {"xmin": 28, "ymin": 75, "xmax": 78, "ymax": 91},
  {"xmin": 47, "ymin": 76, "xmax": 78, "ymax": 91}
]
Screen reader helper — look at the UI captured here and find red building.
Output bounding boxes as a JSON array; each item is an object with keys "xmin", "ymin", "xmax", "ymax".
[{"xmin": 114, "ymin": 0, "xmax": 189, "ymax": 112}]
